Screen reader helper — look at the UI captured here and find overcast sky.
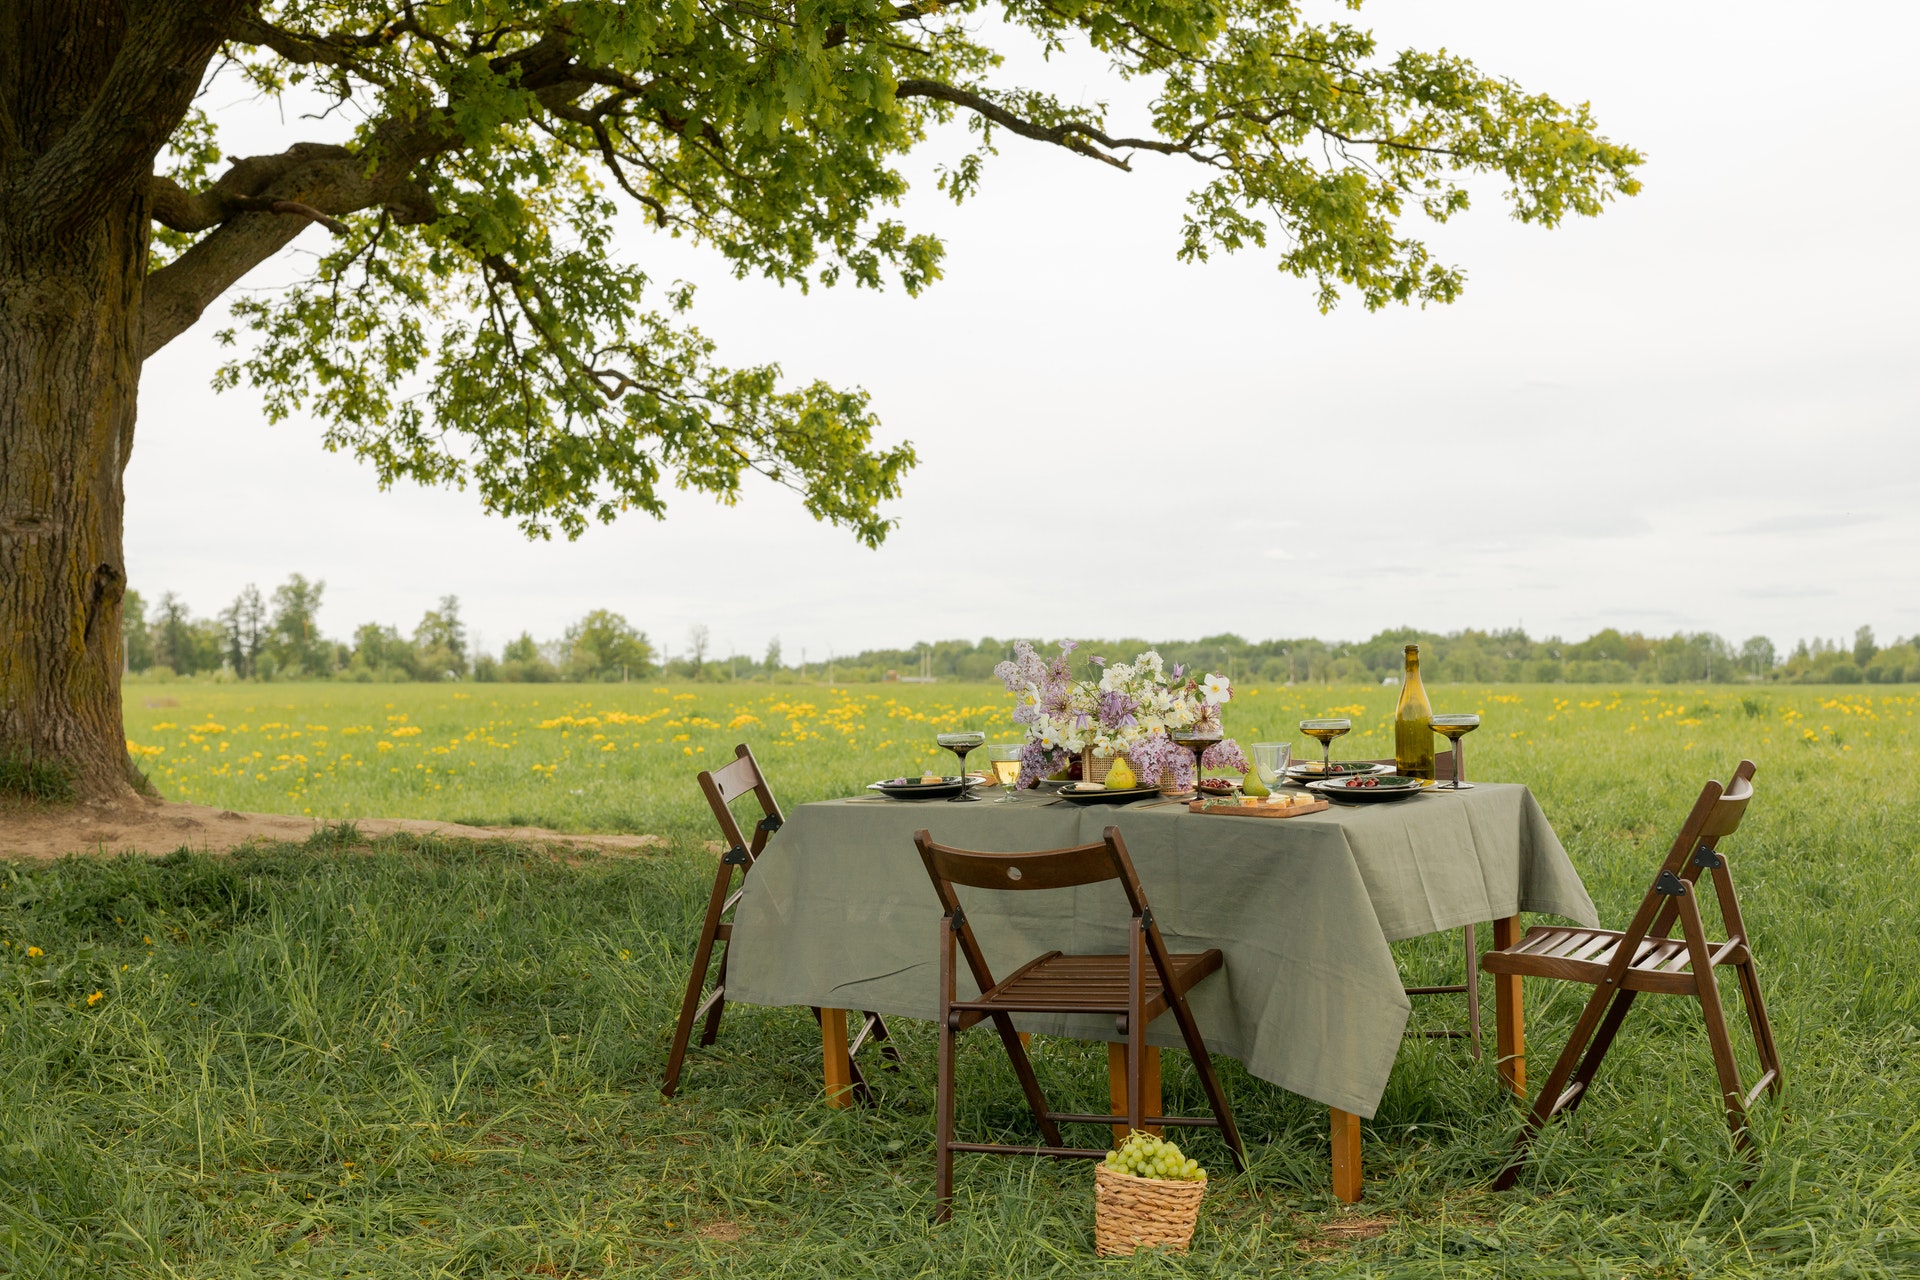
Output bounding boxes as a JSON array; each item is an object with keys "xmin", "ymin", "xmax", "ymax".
[{"xmin": 129, "ymin": 0, "xmax": 1920, "ymax": 664}]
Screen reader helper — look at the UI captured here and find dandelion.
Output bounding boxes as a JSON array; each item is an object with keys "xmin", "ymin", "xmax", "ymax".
[
  {"xmin": 87, "ymin": 991, "xmax": 104, "ymax": 1006},
  {"xmin": 27, "ymin": 946, "xmax": 44, "ymax": 958}
]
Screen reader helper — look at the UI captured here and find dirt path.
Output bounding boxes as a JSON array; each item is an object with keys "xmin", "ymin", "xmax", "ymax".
[{"xmin": 0, "ymin": 796, "xmax": 668, "ymax": 861}]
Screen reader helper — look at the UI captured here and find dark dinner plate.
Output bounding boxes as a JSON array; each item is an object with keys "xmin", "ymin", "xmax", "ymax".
[
  {"xmin": 1306, "ymin": 775, "xmax": 1427, "ymax": 805},
  {"xmin": 1287, "ymin": 761, "xmax": 1393, "ymax": 781},
  {"xmin": 869, "ymin": 776, "xmax": 970, "ymax": 800},
  {"xmin": 1057, "ymin": 785, "xmax": 1162, "ymax": 805}
]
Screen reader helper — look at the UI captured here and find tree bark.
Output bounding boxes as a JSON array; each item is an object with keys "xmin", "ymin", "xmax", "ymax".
[
  {"xmin": 0, "ymin": 0, "xmax": 239, "ymax": 800},
  {"xmin": 0, "ymin": 190, "xmax": 149, "ymax": 798}
]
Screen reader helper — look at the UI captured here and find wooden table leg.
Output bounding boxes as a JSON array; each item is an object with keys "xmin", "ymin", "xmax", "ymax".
[
  {"xmin": 1330, "ymin": 1108, "xmax": 1362, "ymax": 1203},
  {"xmin": 1492, "ymin": 915, "xmax": 1526, "ymax": 1098},
  {"xmin": 1107, "ymin": 1043, "xmax": 1162, "ymax": 1144},
  {"xmin": 820, "ymin": 1008, "xmax": 854, "ymax": 1108}
]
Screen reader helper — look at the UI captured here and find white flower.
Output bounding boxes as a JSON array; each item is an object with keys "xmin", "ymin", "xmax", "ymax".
[{"xmin": 1203, "ymin": 673, "xmax": 1232, "ymax": 705}]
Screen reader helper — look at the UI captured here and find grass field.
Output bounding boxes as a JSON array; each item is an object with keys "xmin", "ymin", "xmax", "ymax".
[
  {"xmin": 116, "ymin": 678, "xmax": 1917, "ymax": 835},
  {"xmin": 4, "ymin": 681, "xmax": 1918, "ymax": 1275}
]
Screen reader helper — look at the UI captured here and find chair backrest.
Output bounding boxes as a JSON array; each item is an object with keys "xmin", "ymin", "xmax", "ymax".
[
  {"xmin": 914, "ymin": 826, "xmax": 1153, "ymax": 911},
  {"xmin": 915, "ymin": 826, "xmax": 1179, "ymax": 997},
  {"xmin": 696, "ymin": 743, "xmax": 785, "ymax": 867},
  {"xmin": 1608, "ymin": 760, "xmax": 1758, "ymax": 966}
]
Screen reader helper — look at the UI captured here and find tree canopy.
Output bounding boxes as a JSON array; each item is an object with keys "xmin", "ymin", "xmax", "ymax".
[{"xmin": 130, "ymin": 0, "xmax": 1638, "ymax": 542}]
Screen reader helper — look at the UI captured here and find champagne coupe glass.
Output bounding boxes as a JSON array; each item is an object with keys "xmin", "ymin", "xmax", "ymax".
[
  {"xmin": 986, "ymin": 744, "xmax": 1024, "ymax": 803},
  {"xmin": 1298, "ymin": 718, "xmax": 1352, "ymax": 780},
  {"xmin": 935, "ymin": 731, "xmax": 986, "ymax": 802},
  {"xmin": 1430, "ymin": 714, "xmax": 1480, "ymax": 790},
  {"xmin": 1170, "ymin": 729, "xmax": 1221, "ymax": 797},
  {"xmin": 1251, "ymin": 742, "xmax": 1293, "ymax": 792}
]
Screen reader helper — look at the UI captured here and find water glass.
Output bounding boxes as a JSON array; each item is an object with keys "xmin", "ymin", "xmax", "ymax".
[{"xmin": 1251, "ymin": 742, "xmax": 1292, "ymax": 791}]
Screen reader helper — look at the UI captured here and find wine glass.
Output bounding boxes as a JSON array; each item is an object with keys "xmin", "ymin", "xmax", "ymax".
[
  {"xmin": 1251, "ymin": 742, "xmax": 1292, "ymax": 793},
  {"xmin": 1170, "ymin": 729, "xmax": 1221, "ymax": 797},
  {"xmin": 935, "ymin": 731, "xmax": 985, "ymax": 802},
  {"xmin": 1431, "ymin": 714, "xmax": 1480, "ymax": 790},
  {"xmin": 986, "ymin": 744, "xmax": 1024, "ymax": 803},
  {"xmin": 1298, "ymin": 718, "xmax": 1352, "ymax": 780}
]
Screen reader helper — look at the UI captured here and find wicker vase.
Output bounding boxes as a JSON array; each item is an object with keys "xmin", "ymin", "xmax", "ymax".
[
  {"xmin": 1094, "ymin": 1165, "xmax": 1204, "ymax": 1256},
  {"xmin": 1081, "ymin": 750, "xmax": 1117, "ymax": 786}
]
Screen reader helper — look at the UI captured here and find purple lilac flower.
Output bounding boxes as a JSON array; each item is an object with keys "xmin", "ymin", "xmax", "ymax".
[
  {"xmin": 1016, "ymin": 742, "xmax": 1068, "ymax": 790},
  {"xmin": 1126, "ymin": 736, "xmax": 1193, "ymax": 789},
  {"xmin": 1202, "ymin": 738, "xmax": 1249, "ymax": 776}
]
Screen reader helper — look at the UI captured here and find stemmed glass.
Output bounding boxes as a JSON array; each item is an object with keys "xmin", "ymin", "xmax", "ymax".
[
  {"xmin": 1431, "ymin": 714, "xmax": 1480, "ymax": 790},
  {"xmin": 935, "ymin": 731, "xmax": 986, "ymax": 802},
  {"xmin": 1298, "ymin": 718, "xmax": 1352, "ymax": 780},
  {"xmin": 1170, "ymin": 729, "xmax": 1221, "ymax": 798},
  {"xmin": 986, "ymin": 744, "xmax": 1024, "ymax": 803},
  {"xmin": 1251, "ymin": 742, "xmax": 1292, "ymax": 794}
]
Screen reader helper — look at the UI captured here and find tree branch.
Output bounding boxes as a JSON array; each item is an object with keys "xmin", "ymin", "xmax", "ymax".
[
  {"xmin": 140, "ymin": 134, "xmax": 444, "ymax": 359},
  {"xmin": 17, "ymin": 0, "xmax": 253, "ymax": 241},
  {"xmin": 893, "ymin": 79, "xmax": 1188, "ymax": 170}
]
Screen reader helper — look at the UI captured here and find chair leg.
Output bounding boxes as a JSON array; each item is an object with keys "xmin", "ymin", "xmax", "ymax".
[
  {"xmin": 697, "ymin": 947, "xmax": 729, "ymax": 1047},
  {"xmin": 1734, "ymin": 957, "xmax": 1784, "ymax": 1096},
  {"xmin": 935, "ymin": 1011, "xmax": 957, "ymax": 1223},
  {"xmin": 661, "ymin": 867, "xmax": 734, "ymax": 1097},
  {"xmin": 1492, "ymin": 980, "xmax": 1622, "ymax": 1190},
  {"xmin": 1464, "ymin": 923, "xmax": 1482, "ymax": 1060},
  {"xmin": 1559, "ymin": 987, "xmax": 1639, "ymax": 1120},
  {"xmin": 1162, "ymin": 990, "xmax": 1247, "ymax": 1171},
  {"xmin": 991, "ymin": 1013, "xmax": 1063, "ymax": 1147},
  {"xmin": 1676, "ymin": 895, "xmax": 1751, "ymax": 1149},
  {"xmin": 860, "ymin": 1012, "xmax": 906, "ymax": 1068}
]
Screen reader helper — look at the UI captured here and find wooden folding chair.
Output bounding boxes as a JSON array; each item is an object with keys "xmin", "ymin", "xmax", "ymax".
[
  {"xmin": 661, "ymin": 743, "xmax": 899, "ymax": 1099},
  {"xmin": 914, "ymin": 824, "xmax": 1246, "ymax": 1222},
  {"xmin": 1483, "ymin": 760, "xmax": 1782, "ymax": 1187},
  {"xmin": 1366, "ymin": 751, "xmax": 1482, "ymax": 1057}
]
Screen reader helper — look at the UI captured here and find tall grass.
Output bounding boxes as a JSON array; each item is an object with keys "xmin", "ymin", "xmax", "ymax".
[{"xmin": 2, "ymin": 684, "xmax": 1915, "ymax": 1275}]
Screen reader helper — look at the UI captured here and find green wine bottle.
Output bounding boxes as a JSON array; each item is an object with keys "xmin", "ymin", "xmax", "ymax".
[{"xmin": 1394, "ymin": 644, "xmax": 1435, "ymax": 780}]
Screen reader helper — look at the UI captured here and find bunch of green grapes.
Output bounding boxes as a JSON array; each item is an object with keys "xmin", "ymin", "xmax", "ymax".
[{"xmin": 1102, "ymin": 1131, "xmax": 1204, "ymax": 1181}]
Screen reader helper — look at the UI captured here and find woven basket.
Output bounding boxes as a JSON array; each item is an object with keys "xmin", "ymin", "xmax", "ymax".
[{"xmin": 1093, "ymin": 1164, "xmax": 1205, "ymax": 1257}]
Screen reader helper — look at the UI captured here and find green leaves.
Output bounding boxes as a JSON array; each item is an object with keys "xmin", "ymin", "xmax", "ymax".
[{"xmin": 200, "ymin": 0, "xmax": 1638, "ymax": 542}]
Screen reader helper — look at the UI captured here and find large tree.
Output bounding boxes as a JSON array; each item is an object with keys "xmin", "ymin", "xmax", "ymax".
[{"xmin": 0, "ymin": 0, "xmax": 1640, "ymax": 800}]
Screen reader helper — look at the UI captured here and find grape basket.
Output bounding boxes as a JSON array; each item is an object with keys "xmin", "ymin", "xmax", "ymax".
[{"xmin": 1093, "ymin": 1164, "xmax": 1205, "ymax": 1257}]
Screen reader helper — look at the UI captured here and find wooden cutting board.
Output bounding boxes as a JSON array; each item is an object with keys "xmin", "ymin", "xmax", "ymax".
[{"xmin": 1187, "ymin": 797, "xmax": 1329, "ymax": 819}]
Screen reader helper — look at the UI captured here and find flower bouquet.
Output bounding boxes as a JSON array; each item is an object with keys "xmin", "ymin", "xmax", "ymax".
[{"xmin": 994, "ymin": 641, "xmax": 1247, "ymax": 793}]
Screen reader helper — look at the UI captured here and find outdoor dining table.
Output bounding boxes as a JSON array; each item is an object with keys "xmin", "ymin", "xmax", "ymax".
[{"xmin": 724, "ymin": 782, "xmax": 1598, "ymax": 1201}]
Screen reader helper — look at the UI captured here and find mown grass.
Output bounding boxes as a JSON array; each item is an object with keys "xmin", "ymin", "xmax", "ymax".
[{"xmin": 3, "ymin": 683, "xmax": 1916, "ymax": 1275}]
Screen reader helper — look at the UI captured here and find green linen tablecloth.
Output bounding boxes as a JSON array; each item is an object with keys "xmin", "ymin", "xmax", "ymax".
[{"xmin": 724, "ymin": 784, "xmax": 1596, "ymax": 1118}]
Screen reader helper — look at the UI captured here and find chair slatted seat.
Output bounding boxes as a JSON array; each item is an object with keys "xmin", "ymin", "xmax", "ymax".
[
  {"xmin": 660, "ymin": 743, "xmax": 899, "ymax": 1100},
  {"xmin": 915, "ymin": 825, "xmax": 1246, "ymax": 1222},
  {"xmin": 1483, "ymin": 760, "xmax": 1782, "ymax": 1187}
]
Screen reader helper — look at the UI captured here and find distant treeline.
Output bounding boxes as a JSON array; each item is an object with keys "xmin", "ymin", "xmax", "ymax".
[
  {"xmin": 813, "ymin": 627, "xmax": 1918, "ymax": 686},
  {"xmin": 122, "ymin": 576, "xmax": 1916, "ymax": 685}
]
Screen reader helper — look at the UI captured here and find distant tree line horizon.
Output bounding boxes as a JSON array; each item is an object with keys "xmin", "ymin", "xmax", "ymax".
[{"xmin": 121, "ymin": 576, "xmax": 1919, "ymax": 687}]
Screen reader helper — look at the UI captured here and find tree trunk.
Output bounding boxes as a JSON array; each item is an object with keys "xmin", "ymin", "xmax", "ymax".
[{"xmin": 0, "ymin": 193, "xmax": 147, "ymax": 800}]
